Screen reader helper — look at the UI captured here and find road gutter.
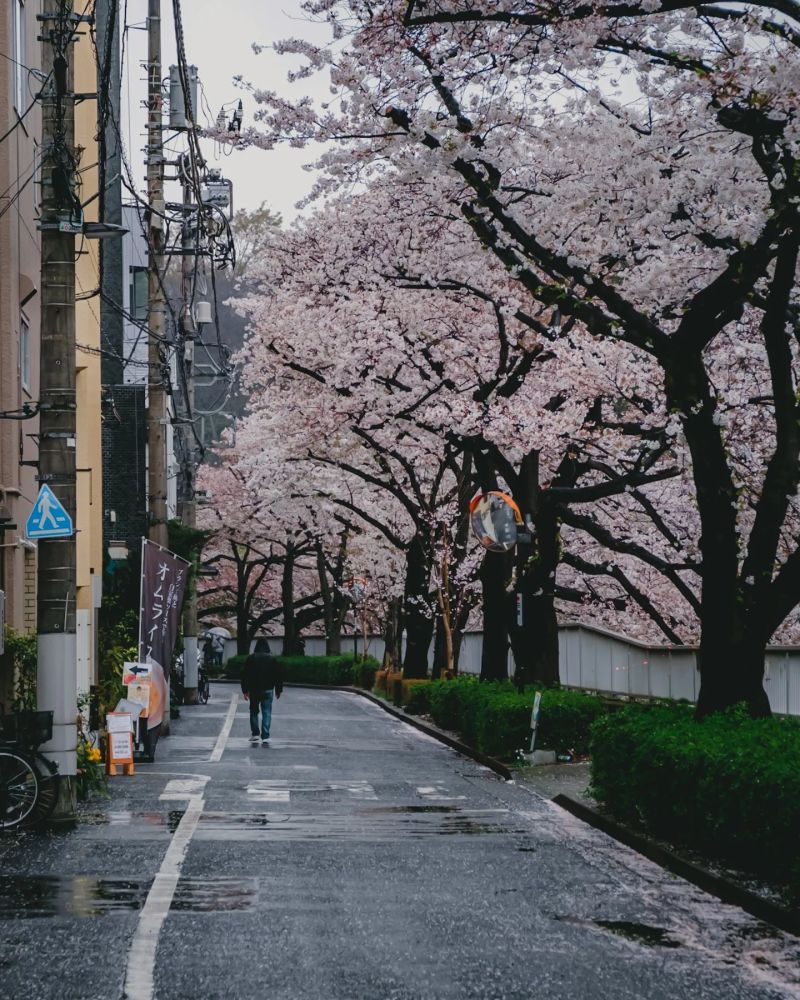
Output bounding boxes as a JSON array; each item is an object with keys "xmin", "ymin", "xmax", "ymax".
[{"xmin": 552, "ymin": 793, "xmax": 800, "ymax": 939}]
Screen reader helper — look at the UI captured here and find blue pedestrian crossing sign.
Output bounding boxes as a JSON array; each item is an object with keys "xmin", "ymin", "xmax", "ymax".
[{"xmin": 26, "ymin": 485, "xmax": 74, "ymax": 539}]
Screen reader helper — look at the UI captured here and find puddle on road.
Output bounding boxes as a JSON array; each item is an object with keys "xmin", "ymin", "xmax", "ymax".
[
  {"xmin": 596, "ymin": 920, "xmax": 683, "ymax": 948},
  {"xmin": 362, "ymin": 805, "xmax": 460, "ymax": 814},
  {"xmin": 557, "ymin": 914, "xmax": 683, "ymax": 949},
  {"xmin": 0, "ymin": 876, "xmax": 148, "ymax": 918},
  {"xmin": 0, "ymin": 875, "xmax": 256, "ymax": 918},
  {"xmin": 190, "ymin": 808, "xmax": 520, "ymax": 841},
  {"xmin": 171, "ymin": 877, "xmax": 256, "ymax": 912}
]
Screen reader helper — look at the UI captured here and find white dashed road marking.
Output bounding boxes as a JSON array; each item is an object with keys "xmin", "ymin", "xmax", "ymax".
[
  {"xmin": 123, "ymin": 695, "xmax": 238, "ymax": 999},
  {"xmin": 209, "ymin": 691, "xmax": 238, "ymax": 762}
]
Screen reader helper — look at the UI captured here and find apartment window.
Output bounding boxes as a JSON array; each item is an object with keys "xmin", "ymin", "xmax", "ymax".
[
  {"xmin": 12, "ymin": 0, "xmax": 27, "ymax": 113},
  {"xmin": 130, "ymin": 267, "xmax": 148, "ymax": 322},
  {"xmin": 20, "ymin": 314, "xmax": 30, "ymax": 392}
]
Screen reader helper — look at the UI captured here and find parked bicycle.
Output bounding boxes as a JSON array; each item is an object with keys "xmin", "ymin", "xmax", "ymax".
[
  {"xmin": 197, "ymin": 663, "xmax": 210, "ymax": 705},
  {"xmin": 0, "ymin": 706, "xmax": 59, "ymax": 832}
]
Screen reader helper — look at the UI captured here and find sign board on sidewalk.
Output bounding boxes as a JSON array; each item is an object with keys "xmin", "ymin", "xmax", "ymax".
[
  {"xmin": 123, "ymin": 661, "xmax": 152, "ymax": 686},
  {"xmin": 25, "ymin": 484, "xmax": 74, "ymax": 539},
  {"xmin": 105, "ymin": 712, "xmax": 134, "ymax": 776}
]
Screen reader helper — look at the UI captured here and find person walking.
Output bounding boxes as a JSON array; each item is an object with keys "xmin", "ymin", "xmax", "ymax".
[{"xmin": 241, "ymin": 638, "xmax": 283, "ymax": 745}]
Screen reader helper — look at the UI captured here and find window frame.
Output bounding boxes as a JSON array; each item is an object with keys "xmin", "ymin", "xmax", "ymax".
[{"xmin": 12, "ymin": 0, "xmax": 28, "ymax": 114}]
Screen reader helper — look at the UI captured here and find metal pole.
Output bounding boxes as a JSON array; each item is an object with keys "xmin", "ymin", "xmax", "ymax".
[
  {"xmin": 37, "ymin": 0, "xmax": 80, "ymax": 819},
  {"xmin": 180, "ymin": 153, "xmax": 199, "ymax": 703},
  {"xmin": 146, "ymin": 0, "xmax": 168, "ymax": 549}
]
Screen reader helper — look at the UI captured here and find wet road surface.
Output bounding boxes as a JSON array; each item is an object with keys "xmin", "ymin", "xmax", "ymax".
[{"xmin": 1, "ymin": 685, "xmax": 799, "ymax": 999}]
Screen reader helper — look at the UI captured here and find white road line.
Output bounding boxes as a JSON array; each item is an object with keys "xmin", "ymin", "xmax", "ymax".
[
  {"xmin": 416, "ymin": 783, "xmax": 467, "ymax": 801},
  {"xmin": 122, "ymin": 797, "xmax": 203, "ymax": 1000},
  {"xmin": 209, "ymin": 691, "xmax": 238, "ymax": 762},
  {"xmin": 159, "ymin": 776, "xmax": 209, "ymax": 800},
  {"xmin": 247, "ymin": 787, "xmax": 291, "ymax": 802},
  {"xmin": 123, "ymin": 699, "xmax": 236, "ymax": 998}
]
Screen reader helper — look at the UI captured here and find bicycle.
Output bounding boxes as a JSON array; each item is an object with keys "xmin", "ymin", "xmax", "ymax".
[
  {"xmin": 0, "ymin": 707, "xmax": 59, "ymax": 832},
  {"xmin": 197, "ymin": 663, "xmax": 210, "ymax": 705}
]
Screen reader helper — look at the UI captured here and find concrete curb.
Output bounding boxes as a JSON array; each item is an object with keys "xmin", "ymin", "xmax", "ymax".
[{"xmin": 552, "ymin": 793, "xmax": 800, "ymax": 939}]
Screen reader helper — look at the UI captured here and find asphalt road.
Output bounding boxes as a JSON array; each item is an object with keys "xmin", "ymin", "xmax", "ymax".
[{"xmin": 1, "ymin": 685, "xmax": 799, "ymax": 1000}]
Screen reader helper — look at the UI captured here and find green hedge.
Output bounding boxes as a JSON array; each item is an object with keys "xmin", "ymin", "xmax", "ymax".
[
  {"xmin": 590, "ymin": 703, "xmax": 800, "ymax": 895},
  {"xmin": 225, "ymin": 652, "xmax": 379, "ymax": 689},
  {"xmin": 405, "ymin": 676, "xmax": 605, "ymax": 759}
]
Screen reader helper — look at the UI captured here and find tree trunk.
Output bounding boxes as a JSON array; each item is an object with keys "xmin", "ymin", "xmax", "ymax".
[
  {"xmin": 509, "ymin": 588, "xmax": 559, "ymax": 689},
  {"xmin": 281, "ymin": 546, "xmax": 303, "ymax": 656},
  {"xmin": 431, "ymin": 613, "xmax": 447, "ymax": 680},
  {"xmin": 510, "ymin": 454, "xmax": 560, "ymax": 687},
  {"xmin": 480, "ymin": 551, "xmax": 511, "ymax": 681},
  {"xmin": 663, "ymin": 351, "xmax": 771, "ymax": 718},
  {"xmin": 695, "ymin": 613, "xmax": 771, "ymax": 718},
  {"xmin": 403, "ymin": 533, "xmax": 433, "ymax": 679},
  {"xmin": 236, "ymin": 556, "xmax": 250, "ymax": 654},
  {"xmin": 382, "ymin": 597, "xmax": 402, "ymax": 670},
  {"xmin": 451, "ymin": 601, "xmax": 471, "ymax": 674},
  {"xmin": 318, "ymin": 534, "xmax": 347, "ymax": 656}
]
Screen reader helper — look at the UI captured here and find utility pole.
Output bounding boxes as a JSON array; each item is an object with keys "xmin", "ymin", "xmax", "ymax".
[
  {"xmin": 179, "ymin": 151, "xmax": 199, "ymax": 703},
  {"xmin": 36, "ymin": 0, "xmax": 84, "ymax": 819},
  {"xmin": 146, "ymin": 0, "xmax": 169, "ymax": 548}
]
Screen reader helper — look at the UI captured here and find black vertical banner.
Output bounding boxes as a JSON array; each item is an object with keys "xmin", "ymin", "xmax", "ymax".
[{"xmin": 138, "ymin": 539, "xmax": 189, "ymax": 728}]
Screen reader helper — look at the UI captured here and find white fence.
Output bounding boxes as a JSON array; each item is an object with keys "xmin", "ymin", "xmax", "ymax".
[{"xmin": 222, "ymin": 622, "xmax": 800, "ymax": 716}]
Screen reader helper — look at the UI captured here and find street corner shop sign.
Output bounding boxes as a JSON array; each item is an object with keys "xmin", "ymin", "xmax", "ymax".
[{"xmin": 25, "ymin": 484, "xmax": 74, "ymax": 539}]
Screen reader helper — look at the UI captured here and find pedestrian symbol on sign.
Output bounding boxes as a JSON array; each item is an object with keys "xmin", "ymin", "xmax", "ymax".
[{"xmin": 25, "ymin": 485, "xmax": 74, "ymax": 539}]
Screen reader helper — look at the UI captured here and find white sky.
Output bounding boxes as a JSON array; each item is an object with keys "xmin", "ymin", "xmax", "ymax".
[{"xmin": 122, "ymin": 1, "xmax": 330, "ymax": 221}]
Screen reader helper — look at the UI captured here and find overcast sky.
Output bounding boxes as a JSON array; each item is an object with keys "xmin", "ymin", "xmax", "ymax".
[{"xmin": 123, "ymin": 1, "xmax": 330, "ymax": 222}]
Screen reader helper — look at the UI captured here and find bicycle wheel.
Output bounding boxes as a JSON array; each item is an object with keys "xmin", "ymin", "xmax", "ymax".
[
  {"xmin": 199, "ymin": 681, "xmax": 209, "ymax": 705},
  {"xmin": 0, "ymin": 749, "xmax": 39, "ymax": 831},
  {"xmin": 30, "ymin": 753, "xmax": 59, "ymax": 824}
]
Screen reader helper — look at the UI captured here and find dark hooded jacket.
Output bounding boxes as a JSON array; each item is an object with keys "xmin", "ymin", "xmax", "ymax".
[{"xmin": 241, "ymin": 648, "xmax": 283, "ymax": 698}]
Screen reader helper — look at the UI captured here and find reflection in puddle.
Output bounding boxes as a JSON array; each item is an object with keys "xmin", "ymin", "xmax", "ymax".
[
  {"xmin": 0, "ymin": 876, "xmax": 148, "ymax": 918},
  {"xmin": 362, "ymin": 805, "xmax": 460, "ymax": 814},
  {"xmin": 190, "ymin": 809, "xmax": 518, "ymax": 841},
  {"xmin": 0, "ymin": 875, "xmax": 257, "ymax": 918},
  {"xmin": 557, "ymin": 914, "xmax": 683, "ymax": 949},
  {"xmin": 596, "ymin": 921, "xmax": 682, "ymax": 948}
]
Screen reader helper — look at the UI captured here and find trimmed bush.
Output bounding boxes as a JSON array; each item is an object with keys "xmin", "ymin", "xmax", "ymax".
[
  {"xmin": 408, "ymin": 676, "xmax": 605, "ymax": 759},
  {"xmin": 590, "ymin": 703, "xmax": 800, "ymax": 893},
  {"xmin": 405, "ymin": 681, "xmax": 432, "ymax": 714},
  {"xmin": 400, "ymin": 679, "xmax": 431, "ymax": 708},
  {"xmin": 226, "ymin": 652, "xmax": 379, "ymax": 689},
  {"xmin": 224, "ymin": 654, "xmax": 247, "ymax": 680}
]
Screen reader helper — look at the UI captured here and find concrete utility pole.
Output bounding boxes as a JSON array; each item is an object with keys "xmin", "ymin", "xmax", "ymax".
[
  {"xmin": 37, "ymin": 0, "xmax": 83, "ymax": 819},
  {"xmin": 146, "ymin": 0, "xmax": 169, "ymax": 548},
  {"xmin": 179, "ymin": 152, "xmax": 199, "ymax": 703}
]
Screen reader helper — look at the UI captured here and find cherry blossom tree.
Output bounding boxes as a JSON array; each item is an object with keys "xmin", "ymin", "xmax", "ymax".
[
  {"xmin": 232, "ymin": 176, "xmax": 703, "ymax": 686},
  {"xmin": 231, "ymin": 0, "xmax": 800, "ymax": 715}
]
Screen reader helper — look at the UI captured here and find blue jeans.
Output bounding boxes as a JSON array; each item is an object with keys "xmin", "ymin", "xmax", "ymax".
[{"xmin": 249, "ymin": 690, "xmax": 274, "ymax": 739}]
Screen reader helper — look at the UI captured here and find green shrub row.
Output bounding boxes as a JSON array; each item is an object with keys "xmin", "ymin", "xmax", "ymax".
[
  {"xmin": 590, "ymin": 703, "xmax": 800, "ymax": 894},
  {"xmin": 225, "ymin": 652, "xmax": 379, "ymax": 690},
  {"xmin": 405, "ymin": 677, "xmax": 606, "ymax": 759}
]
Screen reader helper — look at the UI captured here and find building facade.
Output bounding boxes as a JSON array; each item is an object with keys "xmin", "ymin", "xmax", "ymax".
[
  {"xmin": 0, "ymin": 0, "xmax": 42, "ymax": 703},
  {"xmin": 74, "ymin": 14, "xmax": 104, "ymax": 697}
]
